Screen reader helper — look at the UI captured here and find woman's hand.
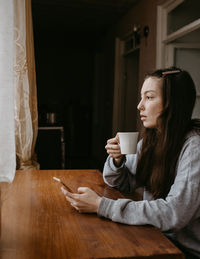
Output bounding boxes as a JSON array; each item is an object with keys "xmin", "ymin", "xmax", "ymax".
[
  {"xmin": 61, "ymin": 187, "xmax": 102, "ymax": 213},
  {"xmin": 105, "ymin": 134, "xmax": 124, "ymax": 166}
]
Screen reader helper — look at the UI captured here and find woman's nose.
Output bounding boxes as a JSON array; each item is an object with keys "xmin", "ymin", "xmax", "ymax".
[{"xmin": 137, "ymin": 100, "xmax": 144, "ymax": 111}]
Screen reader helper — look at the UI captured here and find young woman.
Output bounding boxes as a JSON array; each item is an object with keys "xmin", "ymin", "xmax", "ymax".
[{"xmin": 62, "ymin": 67, "xmax": 200, "ymax": 258}]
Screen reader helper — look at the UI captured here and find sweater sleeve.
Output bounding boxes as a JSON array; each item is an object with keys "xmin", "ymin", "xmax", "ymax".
[
  {"xmin": 98, "ymin": 134, "xmax": 200, "ymax": 232},
  {"xmin": 102, "ymin": 140, "xmax": 142, "ymax": 193}
]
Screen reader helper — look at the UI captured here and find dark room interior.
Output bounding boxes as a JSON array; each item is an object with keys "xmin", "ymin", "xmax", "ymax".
[{"xmin": 32, "ymin": 0, "xmax": 139, "ymax": 170}]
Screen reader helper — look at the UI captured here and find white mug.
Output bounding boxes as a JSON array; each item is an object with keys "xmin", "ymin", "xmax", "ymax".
[{"xmin": 118, "ymin": 132, "xmax": 139, "ymax": 154}]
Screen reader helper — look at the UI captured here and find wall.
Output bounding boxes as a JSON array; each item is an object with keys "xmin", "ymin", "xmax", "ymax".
[{"xmin": 106, "ymin": 0, "xmax": 161, "ymax": 132}]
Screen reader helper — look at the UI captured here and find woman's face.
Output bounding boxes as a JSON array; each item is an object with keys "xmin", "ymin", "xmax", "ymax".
[{"xmin": 137, "ymin": 77, "xmax": 163, "ymax": 128}]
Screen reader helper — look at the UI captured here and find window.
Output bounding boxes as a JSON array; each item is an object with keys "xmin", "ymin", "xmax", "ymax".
[{"xmin": 157, "ymin": 0, "xmax": 200, "ymax": 118}]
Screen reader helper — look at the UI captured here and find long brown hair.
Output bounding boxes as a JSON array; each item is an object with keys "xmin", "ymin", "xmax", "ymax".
[{"xmin": 135, "ymin": 67, "xmax": 200, "ymax": 199}]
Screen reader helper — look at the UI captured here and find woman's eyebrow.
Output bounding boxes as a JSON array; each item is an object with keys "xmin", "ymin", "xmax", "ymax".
[
  {"xmin": 141, "ymin": 90, "xmax": 156, "ymax": 95},
  {"xmin": 145, "ymin": 90, "xmax": 156, "ymax": 94}
]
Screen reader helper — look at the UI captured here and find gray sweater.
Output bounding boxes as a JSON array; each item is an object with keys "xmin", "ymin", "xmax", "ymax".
[{"xmin": 98, "ymin": 131, "xmax": 200, "ymax": 257}]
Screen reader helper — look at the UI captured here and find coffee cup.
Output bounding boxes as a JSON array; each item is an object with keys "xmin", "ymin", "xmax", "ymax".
[{"xmin": 118, "ymin": 132, "xmax": 139, "ymax": 154}]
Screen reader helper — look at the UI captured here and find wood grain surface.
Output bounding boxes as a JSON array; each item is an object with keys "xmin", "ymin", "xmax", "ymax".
[{"xmin": 0, "ymin": 170, "xmax": 184, "ymax": 259}]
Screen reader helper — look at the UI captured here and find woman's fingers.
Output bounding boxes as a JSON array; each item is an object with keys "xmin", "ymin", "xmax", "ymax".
[
  {"xmin": 62, "ymin": 189, "xmax": 80, "ymax": 210},
  {"xmin": 107, "ymin": 150, "xmax": 121, "ymax": 156},
  {"xmin": 105, "ymin": 143, "xmax": 121, "ymax": 152},
  {"xmin": 105, "ymin": 135, "xmax": 121, "ymax": 155},
  {"xmin": 104, "ymin": 135, "xmax": 124, "ymax": 163},
  {"xmin": 107, "ymin": 137, "xmax": 117, "ymax": 144},
  {"xmin": 105, "ymin": 144, "xmax": 122, "ymax": 158},
  {"xmin": 77, "ymin": 186, "xmax": 88, "ymax": 194},
  {"xmin": 65, "ymin": 195, "xmax": 75, "ymax": 204},
  {"xmin": 61, "ymin": 186, "xmax": 101, "ymax": 213},
  {"xmin": 105, "ymin": 143, "xmax": 119, "ymax": 150}
]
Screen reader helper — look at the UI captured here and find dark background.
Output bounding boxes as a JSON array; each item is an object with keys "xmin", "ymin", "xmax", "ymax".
[{"xmin": 32, "ymin": 0, "xmax": 138, "ymax": 170}]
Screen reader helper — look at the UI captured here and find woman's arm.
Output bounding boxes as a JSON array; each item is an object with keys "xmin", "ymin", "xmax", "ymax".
[
  {"xmin": 103, "ymin": 140, "xmax": 142, "ymax": 193},
  {"xmin": 60, "ymin": 139, "xmax": 142, "ymax": 213},
  {"xmin": 98, "ymin": 134, "xmax": 200, "ymax": 232}
]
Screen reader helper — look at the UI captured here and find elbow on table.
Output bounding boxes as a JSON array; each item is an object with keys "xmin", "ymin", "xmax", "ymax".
[{"xmin": 156, "ymin": 212, "xmax": 190, "ymax": 232}]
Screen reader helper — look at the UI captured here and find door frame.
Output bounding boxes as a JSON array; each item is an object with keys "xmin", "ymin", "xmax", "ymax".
[
  {"xmin": 112, "ymin": 37, "xmax": 125, "ymax": 135},
  {"xmin": 113, "ymin": 37, "xmax": 140, "ymax": 135},
  {"xmin": 156, "ymin": 0, "xmax": 200, "ymax": 68}
]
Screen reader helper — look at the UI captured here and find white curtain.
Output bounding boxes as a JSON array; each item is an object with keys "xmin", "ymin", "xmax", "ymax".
[
  {"xmin": 0, "ymin": 0, "xmax": 39, "ymax": 183},
  {"xmin": 0, "ymin": 0, "xmax": 16, "ymax": 183},
  {"xmin": 14, "ymin": 0, "xmax": 39, "ymax": 170}
]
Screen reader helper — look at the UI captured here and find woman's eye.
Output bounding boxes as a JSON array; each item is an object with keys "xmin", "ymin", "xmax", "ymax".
[{"xmin": 147, "ymin": 96, "xmax": 153, "ymax": 99}]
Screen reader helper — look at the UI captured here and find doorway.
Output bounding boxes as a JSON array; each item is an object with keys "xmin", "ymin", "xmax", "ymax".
[
  {"xmin": 123, "ymin": 49, "xmax": 140, "ymax": 131},
  {"xmin": 112, "ymin": 38, "xmax": 140, "ymax": 134}
]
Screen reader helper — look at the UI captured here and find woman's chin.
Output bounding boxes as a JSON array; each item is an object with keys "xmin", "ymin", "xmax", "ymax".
[{"xmin": 143, "ymin": 122, "xmax": 155, "ymax": 128}]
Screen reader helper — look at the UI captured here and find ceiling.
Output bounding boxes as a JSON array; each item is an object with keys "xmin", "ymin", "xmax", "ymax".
[{"xmin": 32, "ymin": 0, "xmax": 139, "ymax": 34}]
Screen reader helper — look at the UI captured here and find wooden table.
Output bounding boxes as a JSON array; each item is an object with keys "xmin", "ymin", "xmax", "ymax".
[{"xmin": 0, "ymin": 170, "xmax": 184, "ymax": 259}]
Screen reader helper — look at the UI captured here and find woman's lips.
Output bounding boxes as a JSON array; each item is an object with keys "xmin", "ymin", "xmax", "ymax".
[{"xmin": 140, "ymin": 115, "xmax": 146, "ymax": 121}]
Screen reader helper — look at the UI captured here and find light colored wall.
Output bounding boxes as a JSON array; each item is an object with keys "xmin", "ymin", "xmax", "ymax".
[
  {"xmin": 114, "ymin": 0, "xmax": 159, "ymax": 88},
  {"xmin": 105, "ymin": 0, "xmax": 163, "ymax": 132}
]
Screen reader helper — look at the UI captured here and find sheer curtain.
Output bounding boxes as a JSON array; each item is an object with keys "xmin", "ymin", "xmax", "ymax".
[
  {"xmin": 0, "ymin": 0, "xmax": 39, "ymax": 183},
  {"xmin": 14, "ymin": 0, "xmax": 39, "ymax": 170},
  {"xmin": 0, "ymin": 0, "xmax": 16, "ymax": 183}
]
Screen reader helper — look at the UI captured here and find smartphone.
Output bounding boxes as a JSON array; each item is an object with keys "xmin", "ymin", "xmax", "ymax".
[{"xmin": 53, "ymin": 177, "xmax": 73, "ymax": 193}]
